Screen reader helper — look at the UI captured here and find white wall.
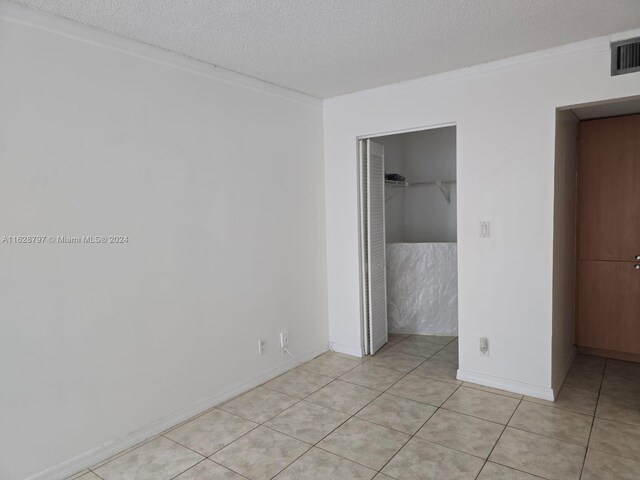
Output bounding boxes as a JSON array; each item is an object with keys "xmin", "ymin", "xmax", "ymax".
[
  {"xmin": 379, "ymin": 127, "xmax": 457, "ymax": 244},
  {"xmin": 403, "ymin": 127, "xmax": 457, "ymax": 243},
  {"xmin": 323, "ymin": 29, "xmax": 640, "ymax": 395},
  {"xmin": 551, "ymin": 110, "xmax": 579, "ymax": 391},
  {"xmin": 0, "ymin": 8, "xmax": 327, "ymax": 480},
  {"xmin": 375, "ymin": 135, "xmax": 406, "ymax": 243}
]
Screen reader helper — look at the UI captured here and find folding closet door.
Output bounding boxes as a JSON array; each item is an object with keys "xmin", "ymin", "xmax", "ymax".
[
  {"xmin": 359, "ymin": 140, "xmax": 371, "ymax": 355},
  {"xmin": 364, "ymin": 139, "xmax": 388, "ymax": 354},
  {"xmin": 577, "ymin": 114, "xmax": 640, "ymax": 357}
]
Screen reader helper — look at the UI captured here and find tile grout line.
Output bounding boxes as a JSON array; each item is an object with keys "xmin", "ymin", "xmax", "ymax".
[
  {"xmin": 578, "ymin": 357, "xmax": 607, "ymax": 479},
  {"xmin": 372, "ymin": 374, "xmax": 464, "ymax": 477},
  {"xmin": 78, "ymin": 336, "xmax": 460, "ymax": 480},
  {"xmin": 474, "ymin": 394, "xmax": 524, "ymax": 480},
  {"xmin": 266, "ymin": 337, "xmax": 462, "ymax": 476},
  {"xmin": 80, "ymin": 338, "xmax": 596, "ymax": 480}
]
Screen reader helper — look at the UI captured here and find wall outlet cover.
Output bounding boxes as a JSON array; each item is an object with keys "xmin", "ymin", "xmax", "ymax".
[{"xmin": 279, "ymin": 330, "xmax": 289, "ymax": 348}]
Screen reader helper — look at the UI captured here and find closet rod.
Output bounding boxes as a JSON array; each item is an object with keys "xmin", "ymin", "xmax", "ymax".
[
  {"xmin": 384, "ymin": 179, "xmax": 456, "ymax": 187},
  {"xmin": 384, "ymin": 179, "xmax": 456, "ymax": 203}
]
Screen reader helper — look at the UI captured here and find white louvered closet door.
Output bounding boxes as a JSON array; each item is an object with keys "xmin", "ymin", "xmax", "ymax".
[
  {"xmin": 366, "ymin": 139, "xmax": 388, "ymax": 354},
  {"xmin": 358, "ymin": 140, "xmax": 371, "ymax": 355}
]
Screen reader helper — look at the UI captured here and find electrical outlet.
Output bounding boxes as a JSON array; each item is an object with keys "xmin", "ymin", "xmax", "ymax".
[
  {"xmin": 479, "ymin": 337, "xmax": 489, "ymax": 356},
  {"xmin": 279, "ymin": 330, "xmax": 289, "ymax": 349},
  {"xmin": 258, "ymin": 339, "xmax": 266, "ymax": 355}
]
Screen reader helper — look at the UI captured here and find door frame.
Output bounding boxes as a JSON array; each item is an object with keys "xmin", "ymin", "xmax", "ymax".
[{"xmin": 356, "ymin": 122, "xmax": 459, "ymax": 355}]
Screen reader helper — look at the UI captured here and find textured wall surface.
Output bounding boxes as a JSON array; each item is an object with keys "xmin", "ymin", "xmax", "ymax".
[{"xmin": 387, "ymin": 243, "xmax": 458, "ymax": 335}]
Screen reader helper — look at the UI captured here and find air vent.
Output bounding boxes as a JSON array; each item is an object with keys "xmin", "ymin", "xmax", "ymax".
[{"xmin": 611, "ymin": 37, "xmax": 640, "ymax": 76}]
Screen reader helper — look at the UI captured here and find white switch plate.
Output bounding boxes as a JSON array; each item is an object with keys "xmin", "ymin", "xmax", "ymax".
[
  {"xmin": 258, "ymin": 339, "xmax": 266, "ymax": 355},
  {"xmin": 480, "ymin": 221, "xmax": 490, "ymax": 237}
]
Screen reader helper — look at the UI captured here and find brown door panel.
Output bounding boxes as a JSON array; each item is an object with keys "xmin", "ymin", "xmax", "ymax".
[
  {"xmin": 577, "ymin": 260, "xmax": 640, "ymax": 354},
  {"xmin": 578, "ymin": 115, "xmax": 640, "ymax": 262}
]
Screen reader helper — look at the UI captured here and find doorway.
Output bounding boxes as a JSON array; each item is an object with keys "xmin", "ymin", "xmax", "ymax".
[
  {"xmin": 553, "ymin": 97, "xmax": 640, "ymax": 385},
  {"xmin": 358, "ymin": 126, "xmax": 458, "ymax": 355},
  {"xmin": 576, "ymin": 113, "xmax": 640, "ymax": 362}
]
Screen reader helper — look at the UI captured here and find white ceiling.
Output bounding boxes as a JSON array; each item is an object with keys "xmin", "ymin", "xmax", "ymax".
[{"xmin": 13, "ymin": 0, "xmax": 640, "ymax": 98}]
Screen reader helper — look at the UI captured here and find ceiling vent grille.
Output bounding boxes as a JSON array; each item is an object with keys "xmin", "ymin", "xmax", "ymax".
[{"xmin": 611, "ymin": 37, "xmax": 640, "ymax": 76}]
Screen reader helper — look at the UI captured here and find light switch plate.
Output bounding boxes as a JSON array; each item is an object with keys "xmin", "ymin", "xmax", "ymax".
[{"xmin": 480, "ymin": 221, "xmax": 490, "ymax": 237}]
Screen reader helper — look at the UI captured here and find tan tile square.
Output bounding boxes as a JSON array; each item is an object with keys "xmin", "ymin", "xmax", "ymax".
[
  {"xmin": 601, "ymin": 373, "xmax": 640, "ymax": 400},
  {"xmin": 339, "ymin": 363, "xmax": 405, "ymax": 391},
  {"xmin": 174, "ymin": 459, "xmax": 246, "ymax": 479},
  {"xmin": 477, "ymin": 462, "xmax": 542, "ymax": 479},
  {"xmin": 73, "ymin": 473, "xmax": 102, "ymax": 480},
  {"xmin": 524, "ymin": 386, "xmax": 598, "ymax": 415},
  {"xmin": 388, "ymin": 374, "xmax": 459, "ymax": 406},
  {"xmin": 462, "ymin": 382, "xmax": 523, "ymax": 399},
  {"xmin": 412, "ymin": 358, "xmax": 462, "ymax": 384},
  {"xmin": 264, "ymin": 369, "xmax": 333, "ymax": 398},
  {"xmin": 605, "ymin": 359, "xmax": 640, "ymax": 381},
  {"xmin": 368, "ymin": 350, "xmax": 425, "ymax": 372},
  {"xmin": 306, "ymin": 380, "xmax": 379, "ymax": 414},
  {"xmin": 273, "ymin": 447, "xmax": 376, "ymax": 480},
  {"xmin": 265, "ymin": 401, "xmax": 349, "ymax": 443},
  {"xmin": 411, "ymin": 334, "xmax": 457, "ymax": 345},
  {"xmin": 356, "ymin": 393, "xmax": 437, "ymax": 434},
  {"xmin": 508, "ymin": 401, "xmax": 593, "ymax": 446},
  {"xmin": 596, "ymin": 393, "xmax": 640, "ymax": 426},
  {"xmin": 317, "ymin": 417, "xmax": 409, "ymax": 470},
  {"xmin": 443, "ymin": 386, "xmax": 520, "ymax": 424},
  {"xmin": 589, "ymin": 418, "xmax": 640, "ymax": 461},
  {"xmin": 382, "ymin": 437, "xmax": 484, "ymax": 480},
  {"xmin": 582, "ymin": 448, "xmax": 640, "ymax": 480},
  {"xmin": 562, "ymin": 368, "xmax": 602, "ymax": 392},
  {"xmin": 165, "ymin": 409, "xmax": 257, "ymax": 456},
  {"xmin": 416, "ymin": 409, "xmax": 504, "ymax": 458},
  {"xmin": 298, "ymin": 352, "xmax": 361, "ymax": 377},
  {"xmin": 571, "ymin": 355, "xmax": 606, "ymax": 377},
  {"xmin": 94, "ymin": 437, "xmax": 203, "ymax": 480},
  {"xmin": 387, "ymin": 340, "xmax": 444, "ymax": 358},
  {"xmin": 387, "ymin": 333, "xmax": 410, "ymax": 344},
  {"xmin": 220, "ymin": 387, "xmax": 298, "ymax": 423},
  {"xmin": 489, "ymin": 427, "xmax": 585, "ymax": 480},
  {"xmin": 211, "ymin": 427, "xmax": 310, "ymax": 480},
  {"xmin": 429, "ymin": 346, "xmax": 459, "ymax": 364}
]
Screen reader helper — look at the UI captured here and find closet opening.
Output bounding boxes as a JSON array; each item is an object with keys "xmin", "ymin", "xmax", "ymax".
[
  {"xmin": 553, "ymin": 96, "xmax": 640, "ymax": 391},
  {"xmin": 358, "ymin": 125, "xmax": 458, "ymax": 356}
]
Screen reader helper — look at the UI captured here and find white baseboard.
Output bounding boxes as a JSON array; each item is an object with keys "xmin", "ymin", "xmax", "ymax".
[
  {"xmin": 26, "ymin": 345, "xmax": 328, "ymax": 480},
  {"xmin": 552, "ymin": 346, "xmax": 577, "ymax": 397},
  {"xmin": 329, "ymin": 341, "xmax": 364, "ymax": 358},
  {"xmin": 457, "ymin": 369, "xmax": 555, "ymax": 401}
]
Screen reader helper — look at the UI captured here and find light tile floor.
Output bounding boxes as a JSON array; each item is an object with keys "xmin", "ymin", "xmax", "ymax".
[{"xmin": 68, "ymin": 334, "xmax": 640, "ymax": 480}]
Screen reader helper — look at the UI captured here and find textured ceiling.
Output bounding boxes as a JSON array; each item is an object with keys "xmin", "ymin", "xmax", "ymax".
[{"xmin": 13, "ymin": 0, "xmax": 640, "ymax": 98}]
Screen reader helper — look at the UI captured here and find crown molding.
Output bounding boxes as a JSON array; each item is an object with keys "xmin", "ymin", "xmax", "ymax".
[
  {"xmin": 325, "ymin": 27, "xmax": 640, "ymax": 106},
  {"xmin": 0, "ymin": 0, "xmax": 322, "ymax": 107}
]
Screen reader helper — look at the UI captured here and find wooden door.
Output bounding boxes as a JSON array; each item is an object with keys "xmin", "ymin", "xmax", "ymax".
[
  {"xmin": 578, "ymin": 115, "xmax": 640, "ymax": 261},
  {"xmin": 577, "ymin": 114, "xmax": 640, "ymax": 357},
  {"xmin": 577, "ymin": 260, "xmax": 640, "ymax": 354}
]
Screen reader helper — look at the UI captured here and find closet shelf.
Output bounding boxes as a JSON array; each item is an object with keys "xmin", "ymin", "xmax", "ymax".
[{"xmin": 385, "ymin": 179, "xmax": 456, "ymax": 203}]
